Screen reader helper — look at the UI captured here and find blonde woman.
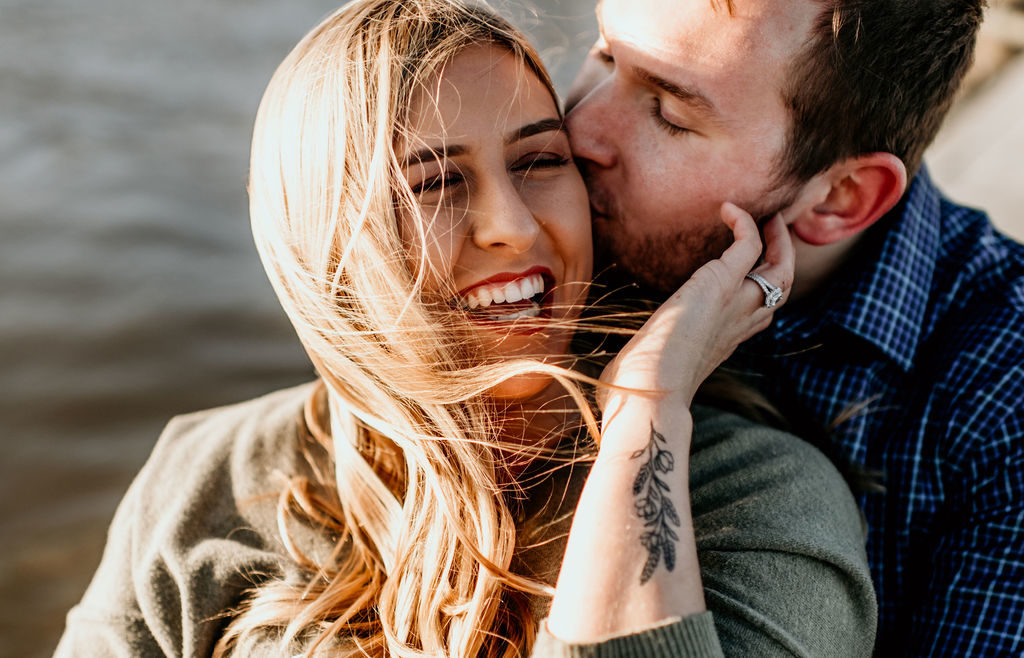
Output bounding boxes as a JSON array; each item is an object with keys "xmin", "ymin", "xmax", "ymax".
[{"xmin": 55, "ymin": 1, "xmax": 876, "ymax": 656}]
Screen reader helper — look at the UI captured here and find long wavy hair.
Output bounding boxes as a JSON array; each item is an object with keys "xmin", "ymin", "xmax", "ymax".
[{"xmin": 215, "ymin": 1, "xmax": 598, "ymax": 655}]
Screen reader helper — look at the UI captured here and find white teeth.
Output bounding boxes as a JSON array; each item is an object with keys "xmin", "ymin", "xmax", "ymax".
[
  {"xmin": 504, "ymin": 280, "xmax": 524, "ymax": 303},
  {"xmin": 493, "ymin": 301, "xmax": 542, "ymax": 321},
  {"xmin": 459, "ymin": 273, "xmax": 547, "ymax": 310},
  {"xmin": 516, "ymin": 278, "xmax": 532, "ymax": 301},
  {"xmin": 526, "ymin": 273, "xmax": 543, "ymax": 299}
]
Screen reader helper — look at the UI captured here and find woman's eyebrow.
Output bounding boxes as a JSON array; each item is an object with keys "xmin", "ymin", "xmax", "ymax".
[
  {"xmin": 402, "ymin": 118, "xmax": 564, "ymax": 167},
  {"xmin": 403, "ymin": 144, "xmax": 468, "ymax": 167},
  {"xmin": 505, "ymin": 118, "xmax": 565, "ymax": 144}
]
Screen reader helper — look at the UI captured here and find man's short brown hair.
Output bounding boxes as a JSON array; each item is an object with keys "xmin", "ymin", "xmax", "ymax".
[{"xmin": 778, "ymin": 0, "xmax": 986, "ymax": 183}]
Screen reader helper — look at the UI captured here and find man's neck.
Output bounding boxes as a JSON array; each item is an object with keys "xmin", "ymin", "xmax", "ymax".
[{"xmin": 790, "ymin": 228, "xmax": 873, "ymax": 302}]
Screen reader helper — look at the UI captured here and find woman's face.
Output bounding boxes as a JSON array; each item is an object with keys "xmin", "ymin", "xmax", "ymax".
[{"xmin": 399, "ymin": 44, "xmax": 593, "ymax": 400}]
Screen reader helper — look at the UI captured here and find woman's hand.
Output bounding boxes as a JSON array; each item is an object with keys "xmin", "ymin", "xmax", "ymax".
[
  {"xmin": 546, "ymin": 203, "xmax": 793, "ymax": 642},
  {"xmin": 599, "ymin": 202, "xmax": 794, "ymax": 416}
]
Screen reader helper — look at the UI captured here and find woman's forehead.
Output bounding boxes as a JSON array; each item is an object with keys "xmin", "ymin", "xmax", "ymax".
[{"xmin": 401, "ymin": 45, "xmax": 557, "ymax": 150}]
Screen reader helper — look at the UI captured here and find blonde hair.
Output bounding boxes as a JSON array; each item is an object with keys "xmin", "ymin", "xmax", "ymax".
[{"xmin": 216, "ymin": 0, "xmax": 596, "ymax": 655}]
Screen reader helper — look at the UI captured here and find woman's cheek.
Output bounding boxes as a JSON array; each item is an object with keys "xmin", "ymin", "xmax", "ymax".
[{"xmin": 414, "ymin": 214, "xmax": 463, "ymax": 293}]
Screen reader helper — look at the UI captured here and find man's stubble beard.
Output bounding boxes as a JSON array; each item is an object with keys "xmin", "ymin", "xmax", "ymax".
[
  {"xmin": 592, "ymin": 214, "xmax": 733, "ymax": 297},
  {"xmin": 591, "ymin": 190, "xmax": 797, "ymax": 301}
]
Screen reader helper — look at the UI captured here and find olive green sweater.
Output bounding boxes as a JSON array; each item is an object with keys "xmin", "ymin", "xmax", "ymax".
[{"xmin": 55, "ymin": 383, "xmax": 876, "ymax": 657}]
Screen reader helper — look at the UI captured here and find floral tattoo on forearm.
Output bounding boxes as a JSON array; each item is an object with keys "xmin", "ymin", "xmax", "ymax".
[{"xmin": 631, "ymin": 422, "xmax": 681, "ymax": 584}]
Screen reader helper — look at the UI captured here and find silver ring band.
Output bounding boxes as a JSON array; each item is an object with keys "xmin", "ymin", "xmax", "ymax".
[{"xmin": 745, "ymin": 272, "xmax": 783, "ymax": 308}]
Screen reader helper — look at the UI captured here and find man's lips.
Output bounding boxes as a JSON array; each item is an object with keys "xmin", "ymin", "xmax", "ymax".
[
  {"xmin": 579, "ymin": 169, "xmax": 612, "ymax": 220},
  {"xmin": 589, "ymin": 198, "xmax": 614, "ymax": 223}
]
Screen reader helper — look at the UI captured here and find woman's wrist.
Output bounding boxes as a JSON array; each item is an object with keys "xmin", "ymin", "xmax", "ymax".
[
  {"xmin": 599, "ymin": 358, "xmax": 703, "ymax": 415},
  {"xmin": 548, "ymin": 397, "xmax": 703, "ymax": 641},
  {"xmin": 597, "ymin": 391, "xmax": 695, "ymax": 461}
]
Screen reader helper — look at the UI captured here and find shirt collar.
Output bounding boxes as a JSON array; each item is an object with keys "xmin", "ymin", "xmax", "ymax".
[{"xmin": 771, "ymin": 168, "xmax": 942, "ymax": 372}]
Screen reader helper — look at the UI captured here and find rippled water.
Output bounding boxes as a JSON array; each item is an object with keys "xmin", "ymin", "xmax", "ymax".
[{"xmin": 0, "ymin": 1, "xmax": 595, "ymax": 654}]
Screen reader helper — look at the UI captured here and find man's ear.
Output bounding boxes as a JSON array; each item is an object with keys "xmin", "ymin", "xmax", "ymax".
[{"xmin": 788, "ymin": 153, "xmax": 907, "ymax": 246}]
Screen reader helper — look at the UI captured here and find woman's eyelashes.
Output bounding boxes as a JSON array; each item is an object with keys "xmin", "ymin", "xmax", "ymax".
[
  {"xmin": 649, "ymin": 97, "xmax": 689, "ymax": 136},
  {"xmin": 412, "ymin": 152, "xmax": 570, "ymax": 196},
  {"xmin": 512, "ymin": 152, "xmax": 571, "ymax": 174},
  {"xmin": 412, "ymin": 171, "xmax": 463, "ymax": 195}
]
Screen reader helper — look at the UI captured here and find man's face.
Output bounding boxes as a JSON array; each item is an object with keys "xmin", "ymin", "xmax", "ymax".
[{"xmin": 566, "ymin": 0, "xmax": 818, "ymax": 294}]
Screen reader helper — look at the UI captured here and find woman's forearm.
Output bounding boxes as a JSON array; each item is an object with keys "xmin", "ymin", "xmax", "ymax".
[{"xmin": 546, "ymin": 397, "xmax": 705, "ymax": 641}]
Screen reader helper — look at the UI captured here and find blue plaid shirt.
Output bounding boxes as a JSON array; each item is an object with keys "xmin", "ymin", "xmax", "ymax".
[{"xmin": 728, "ymin": 169, "xmax": 1024, "ymax": 656}]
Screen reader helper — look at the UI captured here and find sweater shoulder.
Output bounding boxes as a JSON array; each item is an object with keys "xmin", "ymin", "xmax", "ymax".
[
  {"xmin": 128, "ymin": 379, "xmax": 325, "ymax": 578},
  {"xmin": 689, "ymin": 405, "xmax": 860, "ymax": 532},
  {"xmin": 60, "ymin": 382, "xmax": 324, "ymax": 657},
  {"xmin": 154, "ymin": 382, "xmax": 317, "ymax": 473},
  {"xmin": 687, "ymin": 405, "xmax": 877, "ymax": 657}
]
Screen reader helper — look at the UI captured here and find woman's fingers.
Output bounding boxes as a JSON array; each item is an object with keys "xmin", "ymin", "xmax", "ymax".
[
  {"xmin": 762, "ymin": 212, "xmax": 795, "ymax": 278},
  {"xmin": 747, "ymin": 212, "xmax": 794, "ymax": 309},
  {"xmin": 717, "ymin": 203, "xmax": 796, "ymax": 312},
  {"xmin": 717, "ymin": 202, "xmax": 763, "ymax": 275}
]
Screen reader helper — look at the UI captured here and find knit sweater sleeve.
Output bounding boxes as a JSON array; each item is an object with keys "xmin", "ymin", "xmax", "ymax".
[
  {"xmin": 531, "ymin": 612, "xmax": 724, "ymax": 657},
  {"xmin": 53, "ymin": 385, "xmax": 321, "ymax": 658},
  {"xmin": 531, "ymin": 406, "xmax": 876, "ymax": 658}
]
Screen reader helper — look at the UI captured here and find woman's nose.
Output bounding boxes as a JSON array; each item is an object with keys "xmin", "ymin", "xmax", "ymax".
[
  {"xmin": 565, "ymin": 78, "xmax": 618, "ymax": 170},
  {"xmin": 471, "ymin": 178, "xmax": 540, "ymax": 254}
]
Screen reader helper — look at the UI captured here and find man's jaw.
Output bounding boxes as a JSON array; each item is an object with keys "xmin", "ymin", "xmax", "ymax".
[{"xmin": 592, "ymin": 214, "xmax": 735, "ymax": 299}]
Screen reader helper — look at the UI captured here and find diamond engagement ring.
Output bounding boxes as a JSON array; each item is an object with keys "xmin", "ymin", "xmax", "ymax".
[{"xmin": 745, "ymin": 272, "xmax": 783, "ymax": 308}]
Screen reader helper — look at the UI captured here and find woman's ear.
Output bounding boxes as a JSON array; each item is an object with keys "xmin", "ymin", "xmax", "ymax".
[{"xmin": 788, "ymin": 153, "xmax": 907, "ymax": 246}]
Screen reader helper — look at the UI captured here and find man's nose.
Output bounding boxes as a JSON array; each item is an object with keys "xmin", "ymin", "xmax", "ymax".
[
  {"xmin": 565, "ymin": 80, "xmax": 618, "ymax": 170},
  {"xmin": 471, "ymin": 178, "xmax": 540, "ymax": 254}
]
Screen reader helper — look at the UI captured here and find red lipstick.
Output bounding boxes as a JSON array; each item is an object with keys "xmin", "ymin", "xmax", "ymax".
[{"xmin": 456, "ymin": 266, "xmax": 554, "ymax": 297}]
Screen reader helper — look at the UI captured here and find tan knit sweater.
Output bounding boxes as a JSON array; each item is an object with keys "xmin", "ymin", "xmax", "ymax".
[{"xmin": 56, "ymin": 383, "xmax": 876, "ymax": 657}]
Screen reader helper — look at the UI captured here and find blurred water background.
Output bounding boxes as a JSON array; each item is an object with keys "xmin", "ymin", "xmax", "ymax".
[{"xmin": 1, "ymin": 0, "xmax": 1020, "ymax": 655}]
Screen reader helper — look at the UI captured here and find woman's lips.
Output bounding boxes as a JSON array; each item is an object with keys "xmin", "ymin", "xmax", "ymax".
[
  {"xmin": 454, "ymin": 267, "xmax": 555, "ymax": 332},
  {"xmin": 456, "ymin": 266, "xmax": 553, "ymax": 296}
]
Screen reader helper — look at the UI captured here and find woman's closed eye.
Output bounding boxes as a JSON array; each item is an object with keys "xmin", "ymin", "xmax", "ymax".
[
  {"xmin": 511, "ymin": 152, "xmax": 571, "ymax": 176},
  {"xmin": 412, "ymin": 171, "xmax": 464, "ymax": 195}
]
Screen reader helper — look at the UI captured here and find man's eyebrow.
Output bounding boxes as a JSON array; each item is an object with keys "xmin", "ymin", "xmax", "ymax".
[
  {"xmin": 403, "ymin": 144, "xmax": 467, "ymax": 167},
  {"xmin": 633, "ymin": 66, "xmax": 717, "ymax": 117},
  {"xmin": 506, "ymin": 118, "xmax": 565, "ymax": 144}
]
